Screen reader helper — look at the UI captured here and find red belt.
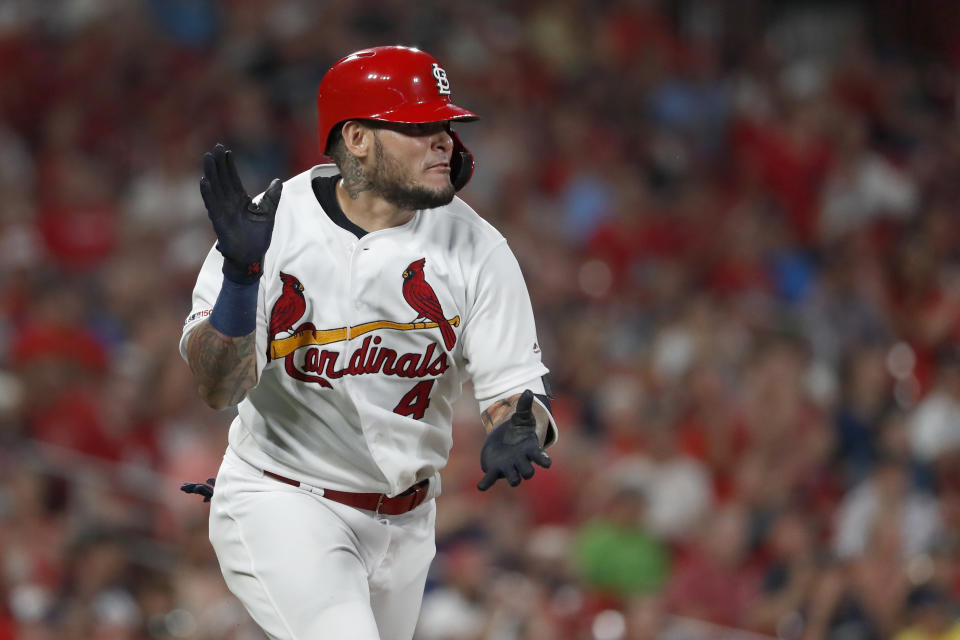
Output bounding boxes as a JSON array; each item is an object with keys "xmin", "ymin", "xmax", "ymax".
[{"xmin": 264, "ymin": 470, "xmax": 430, "ymax": 515}]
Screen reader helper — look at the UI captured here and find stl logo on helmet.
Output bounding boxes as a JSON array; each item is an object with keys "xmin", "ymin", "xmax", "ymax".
[{"xmin": 431, "ymin": 63, "xmax": 451, "ymax": 95}]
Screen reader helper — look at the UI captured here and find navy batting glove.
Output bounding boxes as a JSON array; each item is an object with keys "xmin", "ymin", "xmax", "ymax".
[
  {"xmin": 200, "ymin": 143, "xmax": 281, "ymax": 284},
  {"xmin": 180, "ymin": 478, "xmax": 216, "ymax": 503},
  {"xmin": 477, "ymin": 390, "xmax": 551, "ymax": 491}
]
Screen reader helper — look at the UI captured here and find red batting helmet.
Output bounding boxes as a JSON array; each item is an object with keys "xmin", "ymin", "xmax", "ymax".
[{"xmin": 317, "ymin": 46, "xmax": 479, "ymax": 190}]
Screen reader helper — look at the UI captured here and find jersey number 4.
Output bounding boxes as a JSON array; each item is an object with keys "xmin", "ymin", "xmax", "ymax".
[{"xmin": 393, "ymin": 380, "xmax": 435, "ymax": 420}]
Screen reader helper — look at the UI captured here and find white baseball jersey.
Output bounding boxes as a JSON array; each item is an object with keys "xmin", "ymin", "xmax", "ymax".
[{"xmin": 180, "ymin": 164, "xmax": 555, "ymax": 498}]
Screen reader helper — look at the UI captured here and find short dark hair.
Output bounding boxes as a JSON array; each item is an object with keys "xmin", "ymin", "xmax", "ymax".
[
  {"xmin": 326, "ymin": 122, "xmax": 348, "ymax": 169},
  {"xmin": 327, "ymin": 120, "xmax": 383, "ymax": 170}
]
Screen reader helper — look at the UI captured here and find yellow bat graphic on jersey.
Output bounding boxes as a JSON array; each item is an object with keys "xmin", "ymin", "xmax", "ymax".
[{"xmin": 269, "ymin": 316, "xmax": 461, "ymax": 360}]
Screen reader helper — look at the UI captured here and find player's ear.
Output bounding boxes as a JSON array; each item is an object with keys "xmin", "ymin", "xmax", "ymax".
[{"xmin": 341, "ymin": 120, "xmax": 374, "ymax": 160}]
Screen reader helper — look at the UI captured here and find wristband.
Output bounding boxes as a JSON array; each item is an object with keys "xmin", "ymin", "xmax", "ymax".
[{"xmin": 209, "ymin": 277, "xmax": 259, "ymax": 337}]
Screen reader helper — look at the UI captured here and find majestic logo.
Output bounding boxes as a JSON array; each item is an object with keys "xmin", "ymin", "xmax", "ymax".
[
  {"xmin": 431, "ymin": 63, "xmax": 451, "ymax": 95},
  {"xmin": 267, "ymin": 259, "xmax": 458, "ymax": 388}
]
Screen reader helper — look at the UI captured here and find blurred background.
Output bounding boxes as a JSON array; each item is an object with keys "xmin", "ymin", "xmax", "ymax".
[{"xmin": 2, "ymin": 0, "xmax": 960, "ymax": 638}]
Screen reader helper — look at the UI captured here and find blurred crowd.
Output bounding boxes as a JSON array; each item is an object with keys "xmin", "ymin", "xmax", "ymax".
[{"xmin": 2, "ymin": 0, "xmax": 960, "ymax": 639}]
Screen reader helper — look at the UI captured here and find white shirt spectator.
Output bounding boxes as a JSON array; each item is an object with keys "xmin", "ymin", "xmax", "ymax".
[
  {"xmin": 820, "ymin": 152, "xmax": 917, "ymax": 240},
  {"xmin": 833, "ymin": 467, "xmax": 941, "ymax": 559},
  {"xmin": 608, "ymin": 451, "xmax": 713, "ymax": 541},
  {"xmin": 909, "ymin": 389, "xmax": 960, "ymax": 462}
]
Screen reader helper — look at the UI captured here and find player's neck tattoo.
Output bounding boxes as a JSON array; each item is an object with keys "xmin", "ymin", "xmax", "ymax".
[{"xmin": 341, "ymin": 155, "xmax": 373, "ymax": 200}]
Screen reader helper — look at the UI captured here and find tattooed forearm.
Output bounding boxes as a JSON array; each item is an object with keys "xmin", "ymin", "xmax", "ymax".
[
  {"xmin": 480, "ymin": 394, "xmax": 521, "ymax": 433},
  {"xmin": 481, "ymin": 392, "xmax": 553, "ymax": 446},
  {"xmin": 186, "ymin": 319, "xmax": 258, "ymax": 410}
]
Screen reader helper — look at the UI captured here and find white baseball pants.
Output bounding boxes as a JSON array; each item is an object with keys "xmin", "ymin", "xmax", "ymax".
[{"xmin": 208, "ymin": 447, "xmax": 437, "ymax": 640}]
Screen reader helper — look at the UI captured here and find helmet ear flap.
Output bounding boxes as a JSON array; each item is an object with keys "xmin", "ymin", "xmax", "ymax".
[{"xmin": 449, "ymin": 129, "xmax": 474, "ymax": 192}]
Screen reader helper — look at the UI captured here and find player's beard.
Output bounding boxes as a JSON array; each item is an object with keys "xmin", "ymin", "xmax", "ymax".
[{"xmin": 367, "ymin": 136, "xmax": 456, "ymax": 211}]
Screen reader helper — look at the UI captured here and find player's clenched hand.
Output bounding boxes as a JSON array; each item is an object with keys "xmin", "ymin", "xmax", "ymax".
[
  {"xmin": 180, "ymin": 477, "xmax": 216, "ymax": 502},
  {"xmin": 477, "ymin": 390, "xmax": 551, "ymax": 490},
  {"xmin": 200, "ymin": 143, "xmax": 282, "ymax": 284}
]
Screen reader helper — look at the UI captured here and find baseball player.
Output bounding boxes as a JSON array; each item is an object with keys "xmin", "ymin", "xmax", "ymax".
[{"xmin": 179, "ymin": 46, "xmax": 558, "ymax": 640}]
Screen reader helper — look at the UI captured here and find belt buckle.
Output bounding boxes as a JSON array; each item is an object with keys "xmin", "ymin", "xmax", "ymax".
[{"xmin": 375, "ymin": 493, "xmax": 385, "ymax": 515}]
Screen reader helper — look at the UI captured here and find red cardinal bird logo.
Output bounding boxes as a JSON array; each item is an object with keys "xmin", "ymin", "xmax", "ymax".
[
  {"xmin": 269, "ymin": 272, "xmax": 306, "ymax": 347},
  {"xmin": 402, "ymin": 258, "xmax": 456, "ymax": 350}
]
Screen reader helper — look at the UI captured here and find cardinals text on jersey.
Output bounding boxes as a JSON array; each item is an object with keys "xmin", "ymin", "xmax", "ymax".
[{"xmin": 266, "ymin": 259, "xmax": 458, "ymax": 391}]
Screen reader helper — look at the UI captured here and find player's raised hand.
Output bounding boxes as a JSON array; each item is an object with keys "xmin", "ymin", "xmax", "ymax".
[
  {"xmin": 477, "ymin": 390, "xmax": 551, "ymax": 491},
  {"xmin": 200, "ymin": 143, "xmax": 282, "ymax": 284}
]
